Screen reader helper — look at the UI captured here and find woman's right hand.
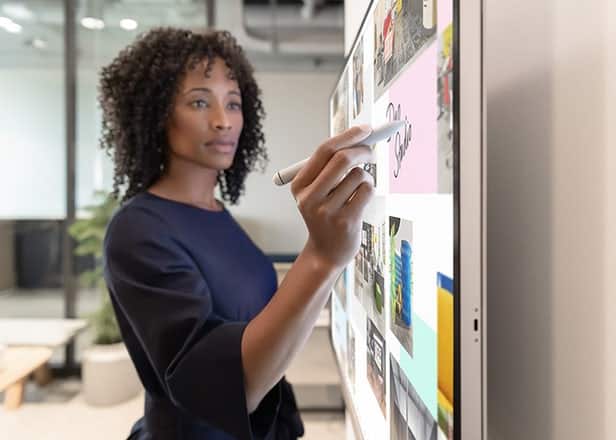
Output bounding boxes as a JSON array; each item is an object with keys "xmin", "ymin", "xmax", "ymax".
[{"xmin": 291, "ymin": 125, "xmax": 376, "ymax": 270}]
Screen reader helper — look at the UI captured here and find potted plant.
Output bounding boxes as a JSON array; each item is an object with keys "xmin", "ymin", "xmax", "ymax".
[{"xmin": 69, "ymin": 190, "xmax": 142, "ymax": 406}]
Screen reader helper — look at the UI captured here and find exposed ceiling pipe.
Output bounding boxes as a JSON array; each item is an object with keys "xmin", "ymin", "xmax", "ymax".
[
  {"xmin": 244, "ymin": 4, "xmax": 342, "ymax": 30},
  {"xmin": 301, "ymin": 0, "xmax": 326, "ymax": 20},
  {"xmin": 215, "ymin": 0, "xmax": 273, "ymax": 52},
  {"xmin": 215, "ymin": 0, "xmax": 343, "ymax": 57}
]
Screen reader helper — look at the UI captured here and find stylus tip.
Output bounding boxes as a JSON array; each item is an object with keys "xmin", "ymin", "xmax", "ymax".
[{"xmin": 273, "ymin": 172, "xmax": 284, "ymax": 186}]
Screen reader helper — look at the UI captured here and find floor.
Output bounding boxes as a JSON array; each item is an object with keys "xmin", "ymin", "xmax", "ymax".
[
  {"xmin": 0, "ymin": 288, "xmax": 346, "ymax": 439},
  {"xmin": 0, "ymin": 379, "xmax": 345, "ymax": 439}
]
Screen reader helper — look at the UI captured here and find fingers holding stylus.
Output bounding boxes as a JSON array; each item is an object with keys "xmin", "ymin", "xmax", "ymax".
[
  {"xmin": 291, "ymin": 126, "xmax": 377, "ymax": 269},
  {"xmin": 308, "ymin": 146, "xmax": 375, "ymax": 201},
  {"xmin": 343, "ymin": 178, "xmax": 375, "ymax": 220},
  {"xmin": 291, "ymin": 125, "xmax": 371, "ymax": 194},
  {"xmin": 325, "ymin": 166, "xmax": 375, "ymax": 210}
]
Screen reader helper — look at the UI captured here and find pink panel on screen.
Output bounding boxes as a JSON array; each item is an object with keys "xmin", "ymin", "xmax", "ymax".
[
  {"xmin": 438, "ymin": 0, "xmax": 453, "ymax": 34},
  {"xmin": 388, "ymin": 43, "xmax": 438, "ymax": 194}
]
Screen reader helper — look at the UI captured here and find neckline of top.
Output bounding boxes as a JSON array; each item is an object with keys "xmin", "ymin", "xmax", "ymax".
[{"xmin": 141, "ymin": 191, "xmax": 228, "ymax": 215}]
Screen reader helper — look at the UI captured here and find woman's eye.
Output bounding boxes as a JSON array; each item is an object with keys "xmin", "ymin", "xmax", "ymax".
[
  {"xmin": 191, "ymin": 99, "xmax": 208, "ymax": 109},
  {"xmin": 228, "ymin": 102, "xmax": 242, "ymax": 111}
]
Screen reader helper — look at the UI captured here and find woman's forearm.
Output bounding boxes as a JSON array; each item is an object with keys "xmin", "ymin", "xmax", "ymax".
[{"xmin": 240, "ymin": 243, "xmax": 341, "ymax": 413}]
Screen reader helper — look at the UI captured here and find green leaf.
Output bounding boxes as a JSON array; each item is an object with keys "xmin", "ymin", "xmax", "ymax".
[
  {"xmin": 78, "ymin": 271, "xmax": 98, "ymax": 287},
  {"xmin": 69, "ymin": 190, "xmax": 122, "ymax": 345},
  {"xmin": 74, "ymin": 245, "xmax": 99, "ymax": 256},
  {"xmin": 89, "ymin": 293, "xmax": 122, "ymax": 345}
]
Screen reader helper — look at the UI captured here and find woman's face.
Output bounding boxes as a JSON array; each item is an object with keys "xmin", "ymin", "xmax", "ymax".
[{"xmin": 166, "ymin": 56, "xmax": 244, "ymax": 171}]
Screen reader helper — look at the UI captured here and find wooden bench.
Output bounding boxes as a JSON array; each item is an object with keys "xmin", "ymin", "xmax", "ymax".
[
  {"xmin": 0, "ymin": 318, "xmax": 87, "ymax": 410},
  {"xmin": 0, "ymin": 346, "xmax": 53, "ymax": 410}
]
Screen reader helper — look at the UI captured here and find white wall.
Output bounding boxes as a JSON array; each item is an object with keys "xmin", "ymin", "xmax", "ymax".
[
  {"xmin": 605, "ymin": 3, "xmax": 616, "ymax": 437},
  {"xmin": 226, "ymin": 71, "xmax": 338, "ymax": 254},
  {"xmin": 487, "ymin": 0, "xmax": 615, "ymax": 438}
]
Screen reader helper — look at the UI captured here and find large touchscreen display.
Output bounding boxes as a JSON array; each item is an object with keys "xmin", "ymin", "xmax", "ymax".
[{"xmin": 330, "ymin": 1, "xmax": 455, "ymax": 439}]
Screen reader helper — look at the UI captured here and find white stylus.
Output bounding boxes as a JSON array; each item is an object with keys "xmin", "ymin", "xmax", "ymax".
[{"xmin": 272, "ymin": 120, "xmax": 406, "ymax": 186}]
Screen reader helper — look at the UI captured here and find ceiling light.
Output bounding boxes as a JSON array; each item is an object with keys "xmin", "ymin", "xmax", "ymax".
[
  {"xmin": 81, "ymin": 0, "xmax": 104, "ymax": 30},
  {"xmin": 119, "ymin": 18, "xmax": 138, "ymax": 31},
  {"xmin": 0, "ymin": 16, "xmax": 13, "ymax": 27},
  {"xmin": 4, "ymin": 20, "xmax": 22, "ymax": 33},
  {"xmin": 81, "ymin": 17, "xmax": 105, "ymax": 30},
  {"xmin": 1, "ymin": 3, "xmax": 34, "ymax": 21},
  {"xmin": 30, "ymin": 38, "xmax": 48, "ymax": 49}
]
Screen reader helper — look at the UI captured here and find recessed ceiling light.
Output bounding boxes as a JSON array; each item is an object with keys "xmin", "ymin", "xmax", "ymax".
[
  {"xmin": 0, "ymin": 16, "xmax": 13, "ymax": 27},
  {"xmin": 81, "ymin": 17, "xmax": 105, "ymax": 30},
  {"xmin": 30, "ymin": 38, "xmax": 48, "ymax": 49},
  {"xmin": 4, "ymin": 20, "xmax": 22, "ymax": 33},
  {"xmin": 2, "ymin": 3, "xmax": 34, "ymax": 21},
  {"xmin": 120, "ymin": 18, "xmax": 138, "ymax": 31},
  {"xmin": 81, "ymin": 0, "xmax": 105, "ymax": 31}
]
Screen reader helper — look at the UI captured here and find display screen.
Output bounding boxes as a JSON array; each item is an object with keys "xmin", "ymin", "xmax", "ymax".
[{"xmin": 329, "ymin": 1, "xmax": 456, "ymax": 439}]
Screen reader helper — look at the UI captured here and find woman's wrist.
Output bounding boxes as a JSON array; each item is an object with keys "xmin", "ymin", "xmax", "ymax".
[{"xmin": 300, "ymin": 240, "xmax": 345, "ymax": 277}]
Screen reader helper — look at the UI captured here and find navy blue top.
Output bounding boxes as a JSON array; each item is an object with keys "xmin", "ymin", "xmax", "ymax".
[{"xmin": 103, "ymin": 192, "xmax": 304, "ymax": 440}]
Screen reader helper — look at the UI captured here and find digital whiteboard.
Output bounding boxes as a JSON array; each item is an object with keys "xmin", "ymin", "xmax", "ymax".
[{"xmin": 329, "ymin": 1, "xmax": 486, "ymax": 439}]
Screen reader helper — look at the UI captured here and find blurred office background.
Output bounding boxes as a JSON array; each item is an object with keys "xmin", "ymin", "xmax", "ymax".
[
  {"xmin": 0, "ymin": 0, "xmax": 347, "ymax": 311},
  {"xmin": 1, "ymin": 0, "xmax": 616, "ymax": 439},
  {"xmin": 0, "ymin": 0, "xmax": 347, "ymax": 438}
]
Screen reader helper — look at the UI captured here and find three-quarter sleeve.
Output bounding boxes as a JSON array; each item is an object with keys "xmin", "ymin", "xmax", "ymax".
[{"xmin": 103, "ymin": 207, "xmax": 280, "ymax": 439}]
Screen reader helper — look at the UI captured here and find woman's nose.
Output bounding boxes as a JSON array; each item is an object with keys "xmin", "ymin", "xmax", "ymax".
[{"xmin": 209, "ymin": 104, "xmax": 231, "ymax": 131}]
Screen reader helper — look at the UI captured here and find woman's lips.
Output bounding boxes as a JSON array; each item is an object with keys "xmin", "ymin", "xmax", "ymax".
[{"xmin": 206, "ymin": 141, "xmax": 235, "ymax": 154}]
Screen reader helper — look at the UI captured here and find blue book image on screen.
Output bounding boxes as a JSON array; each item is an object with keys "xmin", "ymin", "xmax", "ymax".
[
  {"xmin": 394, "ymin": 253, "xmax": 402, "ymax": 311},
  {"xmin": 401, "ymin": 240, "xmax": 412, "ymax": 326}
]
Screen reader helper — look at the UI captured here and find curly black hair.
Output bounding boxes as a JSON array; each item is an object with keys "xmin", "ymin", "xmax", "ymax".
[{"xmin": 98, "ymin": 27, "xmax": 268, "ymax": 204}]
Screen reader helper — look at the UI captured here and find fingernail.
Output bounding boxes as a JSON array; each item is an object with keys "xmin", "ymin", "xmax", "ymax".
[{"xmin": 358, "ymin": 124, "xmax": 371, "ymax": 134}]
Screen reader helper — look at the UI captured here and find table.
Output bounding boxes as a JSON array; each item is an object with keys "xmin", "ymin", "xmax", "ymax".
[
  {"xmin": 0, "ymin": 318, "xmax": 88, "ymax": 410},
  {"xmin": 0, "ymin": 346, "xmax": 53, "ymax": 410},
  {"xmin": 0, "ymin": 318, "xmax": 88, "ymax": 348}
]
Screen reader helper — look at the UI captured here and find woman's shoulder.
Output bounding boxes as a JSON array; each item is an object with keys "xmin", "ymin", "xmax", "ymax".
[{"xmin": 105, "ymin": 193, "xmax": 174, "ymax": 248}]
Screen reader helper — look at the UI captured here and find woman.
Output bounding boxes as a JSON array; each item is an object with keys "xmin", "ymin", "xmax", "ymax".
[{"xmin": 100, "ymin": 28, "xmax": 375, "ymax": 440}]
